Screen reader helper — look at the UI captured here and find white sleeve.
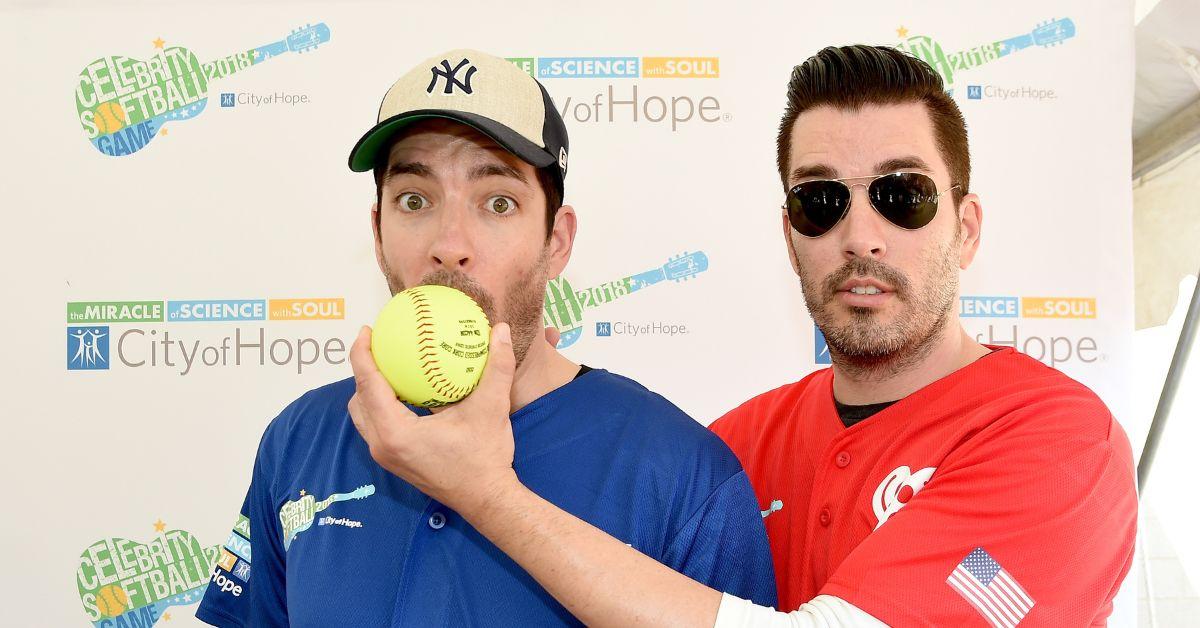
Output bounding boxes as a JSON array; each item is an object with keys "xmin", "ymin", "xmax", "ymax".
[{"xmin": 714, "ymin": 593, "xmax": 889, "ymax": 628}]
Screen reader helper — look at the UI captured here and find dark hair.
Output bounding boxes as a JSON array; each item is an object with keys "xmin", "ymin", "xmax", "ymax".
[
  {"xmin": 777, "ymin": 45, "xmax": 969, "ymax": 205},
  {"xmin": 372, "ymin": 138, "xmax": 562, "ymax": 241}
]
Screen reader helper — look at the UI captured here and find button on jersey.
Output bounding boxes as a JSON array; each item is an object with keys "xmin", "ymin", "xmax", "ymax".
[{"xmin": 710, "ymin": 348, "xmax": 1136, "ymax": 626}]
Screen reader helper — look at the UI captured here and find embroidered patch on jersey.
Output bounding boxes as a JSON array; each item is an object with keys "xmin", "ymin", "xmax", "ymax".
[
  {"xmin": 279, "ymin": 484, "xmax": 375, "ymax": 549},
  {"xmin": 946, "ymin": 547, "xmax": 1035, "ymax": 628},
  {"xmin": 760, "ymin": 499, "xmax": 784, "ymax": 519},
  {"xmin": 871, "ymin": 465, "xmax": 935, "ymax": 529}
]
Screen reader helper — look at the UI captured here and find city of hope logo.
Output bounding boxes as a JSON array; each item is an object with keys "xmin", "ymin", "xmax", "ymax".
[
  {"xmin": 66, "ymin": 298, "xmax": 347, "ymax": 375},
  {"xmin": 893, "ymin": 18, "xmax": 1076, "ymax": 90},
  {"xmin": 74, "ymin": 23, "xmax": 330, "ymax": 157},
  {"xmin": 543, "ymin": 251, "xmax": 709, "ymax": 349},
  {"xmin": 68, "ymin": 326, "xmax": 110, "ymax": 370}
]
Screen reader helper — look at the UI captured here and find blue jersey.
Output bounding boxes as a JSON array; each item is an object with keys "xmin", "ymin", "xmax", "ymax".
[{"xmin": 196, "ymin": 369, "xmax": 776, "ymax": 627}]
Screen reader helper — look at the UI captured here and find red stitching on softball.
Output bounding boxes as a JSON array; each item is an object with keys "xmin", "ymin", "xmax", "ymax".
[{"xmin": 402, "ymin": 287, "xmax": 481, "ymax": 403}]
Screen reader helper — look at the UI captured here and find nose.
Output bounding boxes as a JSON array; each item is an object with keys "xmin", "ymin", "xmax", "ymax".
[
  {"xmin": 837, "ymin": 184, "xmax": 888, "ymax": 261},
  {"xmin": 428, "ymin": 204, "xmax": 474, "ymax": 270}
]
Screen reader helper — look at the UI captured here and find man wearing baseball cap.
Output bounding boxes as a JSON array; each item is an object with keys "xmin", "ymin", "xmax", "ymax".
[{"xmin": 195, "ymin": 49, "xmax": 775, "ymax": 627}]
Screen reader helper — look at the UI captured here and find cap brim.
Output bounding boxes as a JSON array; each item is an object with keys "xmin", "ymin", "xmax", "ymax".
[{"xmin": 348, "ymin": 110, "xmax": 556, "ymax": 172}]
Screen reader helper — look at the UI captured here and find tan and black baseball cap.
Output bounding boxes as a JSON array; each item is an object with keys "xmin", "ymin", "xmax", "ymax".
[{"xmin": 348, "ymin": 49, "xmax": 569, "ymax": 197}]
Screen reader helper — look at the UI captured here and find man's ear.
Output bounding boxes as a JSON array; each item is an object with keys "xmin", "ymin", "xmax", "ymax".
[
  {"xmin": 546, "ymin": 205, "xmax": 577, "ymax": 279},
  {"xmin": 783, "ymin": 210, "xmax": 801, "ymax": 276},
  {"xmin": 957, "ymin": 193, "xmax": 982, "ymax": 270},
  {"xmin": 371, "ymin": 202, "xmax": 385, "ymax": 274}
]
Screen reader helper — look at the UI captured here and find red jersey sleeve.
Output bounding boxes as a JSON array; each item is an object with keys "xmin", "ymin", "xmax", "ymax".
[{"xmin": 820, "ymin": 395, "xmax": 1137, "ymax": 627}]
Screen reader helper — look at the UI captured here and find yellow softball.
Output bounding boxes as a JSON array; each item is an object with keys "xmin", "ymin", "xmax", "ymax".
[{"xmin": 371, "ymin": 285, "xmax": 490, "ymax": 407}]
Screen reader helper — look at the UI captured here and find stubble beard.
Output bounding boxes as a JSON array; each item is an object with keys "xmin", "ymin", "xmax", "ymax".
[
  {"xmin": 381, "ymin": 249, "xmax": 549, "ymax": 369},
  {"xmin": 797, "ymin": 234, "xmax": 960, "ymax": 381}
]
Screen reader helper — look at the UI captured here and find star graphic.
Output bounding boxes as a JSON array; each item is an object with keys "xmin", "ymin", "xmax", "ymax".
[
  {"xmin": 179, "ymin": 110, "xmax": 189, "ymax": 118},
  {"xmin": 183, "ymin": 592, "xmax": 193, "ymax": 602},
  {"xmin": 163, "ymin": 613, "xmax": 172, "ymax": 621},
  {"xmin": 896, "ymin": 26, "xmax": 909, "ymax": 38},
  {"xmin": 153, "ymin": 37, "xmax": 165, "ymax": 49},
  {"xmin": 154, "ymin": 518, "xmax": 166, "ymax": 532},
  {"xmin": 159, "ymin": 128, "xmax": 168, "ymax": 136},
  {"xmin": 998, "ymin": 42, "xmax": 1007, "ymax": 52},
  {"xmin": 253, "ymin": 49, "xmax": 260, "ymax": 59},
  {"xmin": 300, "ymin": 489, "xmax": 307, "ymax": 496}
]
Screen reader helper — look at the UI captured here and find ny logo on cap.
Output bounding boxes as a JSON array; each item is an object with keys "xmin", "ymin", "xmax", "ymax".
[{"xmin": 427, "ymin": 58, "xmax": 477, "ymax": 95}]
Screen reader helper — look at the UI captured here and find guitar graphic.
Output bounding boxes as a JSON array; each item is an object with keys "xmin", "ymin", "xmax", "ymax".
[
  {"xmin": 544, "ymin": 251, "xmax": 709, "ymax": 349},
  {"xmin": 76, "ymin": 529, "xmax": 221, "ymax": 626},
  {"xmin": 896, "ymin": 18, "xmax": 1076, "ymax": 89},
  {"xmin": 75, "ymin": 22, "xmax": 331, "ymax": 157},
  {"xmin": 279, "ymin": 484, "xmax": 375, "ymax": 550}
]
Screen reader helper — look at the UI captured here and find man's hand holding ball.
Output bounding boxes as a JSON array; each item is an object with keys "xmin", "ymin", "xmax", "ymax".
[{"xmin": 347, "ymin": 287, "xmax": 520, "ymax": 517}]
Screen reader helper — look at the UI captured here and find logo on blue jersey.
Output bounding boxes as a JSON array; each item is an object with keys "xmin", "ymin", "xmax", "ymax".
[
  {"xmin": 280, "ymin": 484, "xmax": 376, "ymax": 549},
  {"xmin": 68, "ymin": 326, "xmax": 110, "ymax": 370},
  {"xmin": 224, "ymin": 531, "xmax": 252, "ymax": 562},
  {"xmin": 232, "ymin": 559, "xmax": 251, "ymax": 582},
  {"xmin": 814, "ymin": 326, "xmax": 831, "ymax": 365}
]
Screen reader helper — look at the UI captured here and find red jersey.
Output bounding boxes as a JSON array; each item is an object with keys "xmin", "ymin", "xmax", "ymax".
[{"xmin": 710, "ymin": 347, "xmax": 1136, "ymax": 626}]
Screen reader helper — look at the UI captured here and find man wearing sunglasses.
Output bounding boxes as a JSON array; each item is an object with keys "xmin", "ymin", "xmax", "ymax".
[{"xmin": 348, "ymin": 45, "xmax": 1137, "ymax": 626}]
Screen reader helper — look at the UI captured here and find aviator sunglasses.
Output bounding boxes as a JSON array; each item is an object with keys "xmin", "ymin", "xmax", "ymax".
[{"xmin": 785, "ymin": 171, "xmax": 960, "ymax": 237}]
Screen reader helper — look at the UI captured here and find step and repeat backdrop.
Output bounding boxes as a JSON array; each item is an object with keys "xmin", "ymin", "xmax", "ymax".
[{"xmin": 0, "ymin": 0, "xmax": 1135, "ymax": 625}]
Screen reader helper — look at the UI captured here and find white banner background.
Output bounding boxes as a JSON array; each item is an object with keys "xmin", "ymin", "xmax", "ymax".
[{"xmin": 0, "ymin": 0, "xmax": 1136, "ymax": 625}]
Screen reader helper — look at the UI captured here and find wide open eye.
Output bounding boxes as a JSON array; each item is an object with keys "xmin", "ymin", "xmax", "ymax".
[
  {"xmin": 397, "ymin": 192, "xmax": 429, "ymax": 212},
  {"xmin": 486, "ymin": 195, "xmax": 518, "ymax": 215}
]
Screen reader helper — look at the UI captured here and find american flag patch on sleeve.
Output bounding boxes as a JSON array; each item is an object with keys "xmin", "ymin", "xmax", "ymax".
[{"xmin": 946, "ymin": 547, "xmax": 1036, "ymax": 628}]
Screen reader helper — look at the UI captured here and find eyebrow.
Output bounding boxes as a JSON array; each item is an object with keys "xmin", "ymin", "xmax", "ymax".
[
  {"xmin": 789, "ymin": 156, "xmax": 934, "ymax": 185},
  {"xmin": 789, "ymin": 164, "xmax": 838, "ymax": 183},
  {"xmin": 382, "ymin": 161, "xmax": 529, "ymax": 186},
  {"xmin": 469, "ymin": 163, "xmax": 529, "ymax": 185},
  {"xmin": 383, "ymin": 161, "xmax": 433, "ymax": 184},
  {"xmin": 874, "ymin": 156, "xmax": 933, "ymax": 174}
]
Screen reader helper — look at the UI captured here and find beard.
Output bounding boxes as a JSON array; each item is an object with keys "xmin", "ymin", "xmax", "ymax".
[
  {"xmin": 381, "ymin": 251, "xmax": 549, "ymax": 368},
  {"xmin": 796, "ymin": 233, "xmax": 960, "ymax": 380}
]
